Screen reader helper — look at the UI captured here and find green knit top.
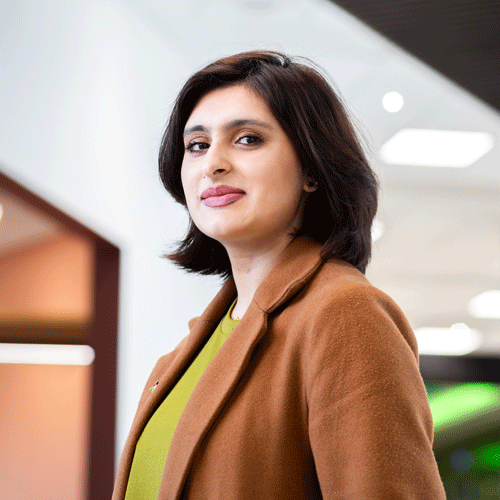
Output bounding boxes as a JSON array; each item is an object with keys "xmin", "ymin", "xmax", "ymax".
[{"xmin": 124, "ymin": 301, "xmax": 240, "ymax": 500}]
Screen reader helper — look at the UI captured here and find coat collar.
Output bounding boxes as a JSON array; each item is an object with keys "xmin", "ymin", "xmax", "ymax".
[
  {"xmin": 118, "ymin": 236, "xmax": 326, "ymax": 500},
  {"xmin": 189, "ymin": 235, "xmax": 325, "ymax": 318},
  {"xmin": 253, "ymin": 235, "xmax": 324, "ymax": 314}
]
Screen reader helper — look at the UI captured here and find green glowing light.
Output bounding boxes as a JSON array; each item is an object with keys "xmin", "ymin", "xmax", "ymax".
[
  {"xmin": 473, "ymin": 442, "xmax": 500, "ymax": 470},
  {"xmin": 426, "ymin": 382, "xmax": 499, "ymax": 430}
]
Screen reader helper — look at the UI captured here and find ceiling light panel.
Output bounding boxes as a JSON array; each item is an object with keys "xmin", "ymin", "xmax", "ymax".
[
  {"xmin": 468, "ymin": 290, "xmax": 500, "ymax": 319},
  {"xmin": 380, "ymin": 129, "xmax": 494, "ymax": 168},
  {"xmin": 415, "ymin": 323, "xmax": 482, "ymax": 355}
]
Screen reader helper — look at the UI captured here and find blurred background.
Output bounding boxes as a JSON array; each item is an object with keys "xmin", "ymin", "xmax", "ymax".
[{"xmin": 0, "ymin": 0, "xmax": 499, "ymax": 498}]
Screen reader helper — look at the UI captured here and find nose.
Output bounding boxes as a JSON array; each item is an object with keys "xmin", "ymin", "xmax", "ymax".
[{"xmin": 201, "ymin": 142, "xmax": 231, "ymax": 179}]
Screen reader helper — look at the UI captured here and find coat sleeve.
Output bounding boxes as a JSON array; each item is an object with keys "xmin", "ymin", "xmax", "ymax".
[{"xmin": 305, "ymin": 283, "xmax": 446, "ymax": 499}]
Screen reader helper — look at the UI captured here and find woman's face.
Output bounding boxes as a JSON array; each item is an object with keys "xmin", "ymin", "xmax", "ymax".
[{"xmin": 181, "ymin": 84, "xmax": 314, "ymax": 251}]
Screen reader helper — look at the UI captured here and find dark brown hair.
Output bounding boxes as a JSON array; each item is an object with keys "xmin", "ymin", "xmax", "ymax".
[{"xmin": 159, "ymin": 50, "xmax": 378, "ymax": 276}]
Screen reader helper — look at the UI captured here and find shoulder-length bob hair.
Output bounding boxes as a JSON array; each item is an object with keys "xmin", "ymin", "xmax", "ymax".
[{"xmin": 159, "ymin": 50, "xmax": 378, "ymax": 276}]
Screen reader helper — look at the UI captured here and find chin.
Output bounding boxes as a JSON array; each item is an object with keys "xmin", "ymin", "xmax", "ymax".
[{"xmin": 197, "ymin": 218, "xmax": 245, "ymax": 241}]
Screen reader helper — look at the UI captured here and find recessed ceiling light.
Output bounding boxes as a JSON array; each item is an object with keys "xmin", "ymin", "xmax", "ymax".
[
  {"xmin": 380, "ymin": 129, "xmax": 494, "ymax": 168},
  {"xmin": 371, "ymin": 218, "xmax": 384, "ymax": 242},
  {"xmin": 414, "ymin": 323, "xmax": 482, "ymax": 355},
  {"xmin": 382, "ymin": 92, "xmax": 404, "ymax": 113},
  {"xmin": 0, "ymin": 344, "xmax": 95, "ymax": 365},
  {"xmin": 467, "ymin": 290, "xmax": 500, "ymax": 319}
]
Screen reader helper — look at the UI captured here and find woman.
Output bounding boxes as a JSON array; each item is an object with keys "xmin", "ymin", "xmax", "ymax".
[{"xmin": 113, "ymin": 51, "xmax": 446, "ymax": 499}]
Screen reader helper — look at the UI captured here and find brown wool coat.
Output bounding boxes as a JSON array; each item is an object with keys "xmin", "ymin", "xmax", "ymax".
[{"xmin": 112, "ymin": 237, "xmax": 447, "ymax": 499}]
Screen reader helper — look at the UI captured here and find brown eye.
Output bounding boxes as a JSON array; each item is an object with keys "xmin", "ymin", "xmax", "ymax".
[
  {"xmin": 186, "ymin": 141, "xmax": 209, "ymax": 152},
  {"xmin": 238, "ymin": 135, "xmax": 262, "ymax": 146}
]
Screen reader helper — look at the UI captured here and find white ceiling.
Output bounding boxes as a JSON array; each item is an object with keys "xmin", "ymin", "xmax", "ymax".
[
  {"xmin": 1, "ymin": 0, "xmax": 499, "ymax": 353},
  {"xmin": 121, "ymin": 0, "xmax": 500, "ymax": 186}
]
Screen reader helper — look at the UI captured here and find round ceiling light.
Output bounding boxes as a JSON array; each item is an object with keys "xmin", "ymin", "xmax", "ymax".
[{"xmin": 382, "ymin": 91, "xmax": 404, "ymax": 113}]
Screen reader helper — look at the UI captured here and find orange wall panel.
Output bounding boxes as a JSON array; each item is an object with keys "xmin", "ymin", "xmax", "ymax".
[
  {"xmin": 0, "ymin": 233, "xmax": 93, "ymax": 322},
  {"xmin": 0, "ymin": 363, "xmax": 92, "ymax": 499}
]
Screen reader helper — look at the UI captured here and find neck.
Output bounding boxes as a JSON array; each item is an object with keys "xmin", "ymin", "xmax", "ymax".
[{"xmin": 225, "ymin": 234, "xmax": 294, "ymax": 319}]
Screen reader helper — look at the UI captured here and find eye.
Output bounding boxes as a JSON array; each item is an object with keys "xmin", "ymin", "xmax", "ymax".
[
  {"xmin": 238, "ymin": 134, "xmax": 262, "ymax": 146},
  {"xmin": 185, "ymin": 141, "xmax": 209, "ymax": 153}
]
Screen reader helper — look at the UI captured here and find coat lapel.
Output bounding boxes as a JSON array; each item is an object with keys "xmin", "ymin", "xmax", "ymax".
[
  {"xmin": 158, "ymin": 299, "xmax": 269, "ymax": 499},
  {"xmin": 157, "ymin": 237, "xmax": 325, "ymax": 500},
  {"xmin": 113, "ymin": 237, "xmax": 326, "ymax": 500},
  {"xmin": 132, "ymin": 278, "xmax": 237, "ymax": 436},
  {"xmin": 112, "ymin": 280, "xmax": 236, "ymax": 500}
]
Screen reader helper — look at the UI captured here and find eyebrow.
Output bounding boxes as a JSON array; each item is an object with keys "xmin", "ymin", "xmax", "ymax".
[{"xmin": 183, "ymin": 118, "xmax": 272, "ymax": 138}]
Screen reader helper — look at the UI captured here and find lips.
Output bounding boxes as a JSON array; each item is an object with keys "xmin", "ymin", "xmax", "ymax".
[
  {"xmin": 201, "ymin": 185, "xmax": 246, "ymax": 208},
  {"xmin": 201, "ymin": 185, "xmax": 245, "ymax": 199}
]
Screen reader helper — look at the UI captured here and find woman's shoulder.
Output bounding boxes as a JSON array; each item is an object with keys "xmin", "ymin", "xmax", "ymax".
[
  {"xmin": 292, "ymin": 258, "xmax": 418, "ymax": 356},
  {"xmin": 307, "ymin": 258, "xmax": 395, "ymax": 309}
]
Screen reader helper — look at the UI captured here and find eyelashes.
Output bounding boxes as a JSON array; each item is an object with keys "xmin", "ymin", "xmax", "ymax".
[
  {"xmin": 184, "ymin": 134, "xmax": 263, "ymax": 154},
  {"xmin": 238, "ymin": 134, "xmax": 262, "ymax": 146},
  {"xmin": 185, "ymin": 141, "xmax": 209, "ymax": 153}
]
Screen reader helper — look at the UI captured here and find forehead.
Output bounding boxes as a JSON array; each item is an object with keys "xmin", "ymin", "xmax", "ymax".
[{"xmin": 184, "ymin": 84, "xmax": 277, "ymax": 129}]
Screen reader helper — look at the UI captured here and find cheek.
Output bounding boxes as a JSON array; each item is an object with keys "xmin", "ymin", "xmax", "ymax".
[
  {"xmin": 265, "ymin": 165, "xmax": 304, "ymax": 201},
  {"xmin": 180, "ymin": 167, "xmax": 194, "ymax": 200},
  {"xmin": 180, "ymin": 178, "xmax": 197, "ymax": 221},
  {"xmin": 180, "ymin": 164, "xmax": 187, "ymax": 191}
]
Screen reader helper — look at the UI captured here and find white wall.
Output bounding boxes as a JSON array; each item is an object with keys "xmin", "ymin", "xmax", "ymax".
[{"xmin": 0, "ymin": 0, "xmax": 224, "ymax": 464}]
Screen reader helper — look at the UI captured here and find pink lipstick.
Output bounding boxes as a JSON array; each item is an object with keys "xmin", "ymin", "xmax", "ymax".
[{"xmin": 201, "ymin": 185, "xmax": 246, "ymax": 207}]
